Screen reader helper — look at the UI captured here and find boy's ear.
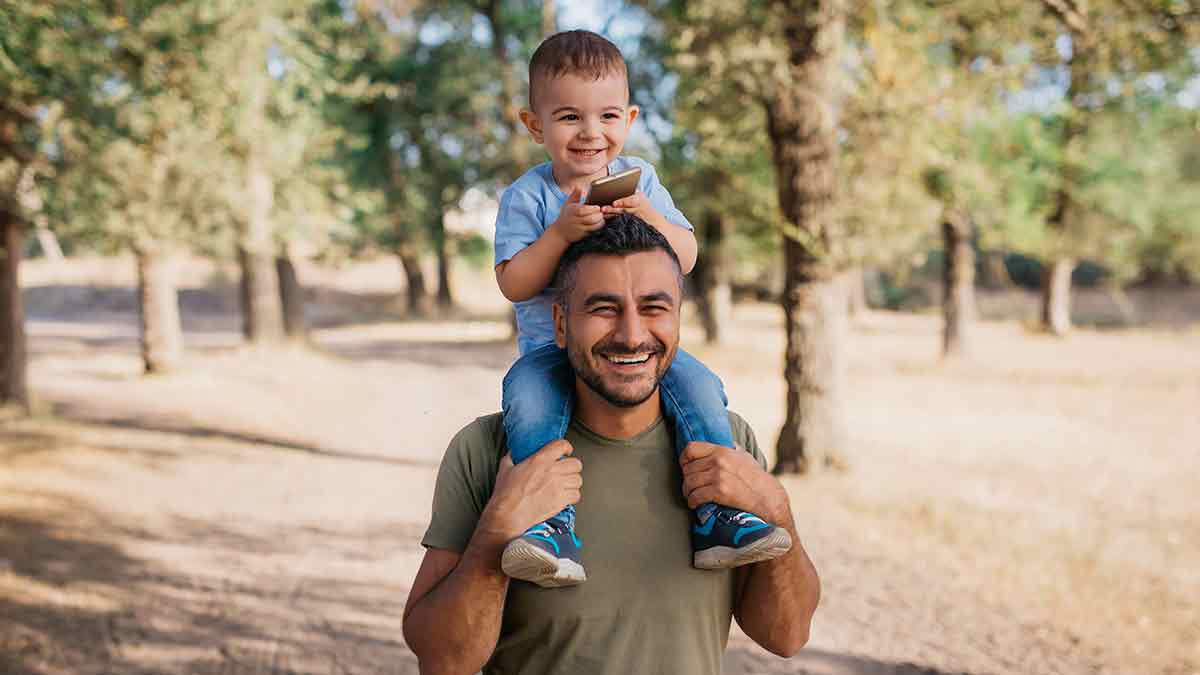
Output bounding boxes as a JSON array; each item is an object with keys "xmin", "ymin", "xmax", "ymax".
[
  {"xmin": 625, "ymin": 105, "xmax": 640, "ymax": 129},
  {"xmin": 553, "ymin": 301, "xmax": 567, "ymax": 348},
  {"xmin": 519, "ymin": 108, "xmax": 545, "ymax": 144}
]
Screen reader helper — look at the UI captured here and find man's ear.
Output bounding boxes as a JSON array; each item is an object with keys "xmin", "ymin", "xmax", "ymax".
[
  {"xmin": 519, "ymin": 108, "xmax": 544, "ymax": 144},
  {"xmin": 625, "ymin": 105, "xmax": 640, "ymax": 130},
  {"xmin": 553, "ymin": 301, "xmax": 567, "ymax": 348}
]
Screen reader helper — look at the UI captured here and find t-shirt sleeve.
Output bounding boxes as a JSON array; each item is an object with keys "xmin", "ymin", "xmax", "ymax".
[
  {"xmin": 421, "ymin": 418, "xmax": 502, "ymax": 553},
  {"xmin": 728, "ymin": 412, "xmax": 768, "ymax": 471},
  {"xmin": 494, "ymin": 186, "xmax": 545, "ymax": 267},
  {"xmin": 640, "ymin": 161, "xmax": 693, "ymax": 232}
]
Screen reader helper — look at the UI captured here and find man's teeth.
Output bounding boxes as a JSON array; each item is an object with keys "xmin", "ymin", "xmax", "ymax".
[{"xmin": 606, "ymin": 354, "xmax": 651, "ymax": 364}]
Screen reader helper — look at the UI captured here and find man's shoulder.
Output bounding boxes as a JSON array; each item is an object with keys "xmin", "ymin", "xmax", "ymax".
[{"xmin": 442, "ymin": 412, "xmax": 507, "ymax": 476}]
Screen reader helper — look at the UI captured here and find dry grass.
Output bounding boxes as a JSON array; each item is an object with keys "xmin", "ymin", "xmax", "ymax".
[{"xmin": 2, "ymin": 256, "xmax": 1198, "ymax": 674}]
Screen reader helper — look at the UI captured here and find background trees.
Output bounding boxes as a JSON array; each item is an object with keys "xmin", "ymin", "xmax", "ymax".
[{"xmin": 5, "ymin": 0, "xmax": 1199, "ymax": 479}]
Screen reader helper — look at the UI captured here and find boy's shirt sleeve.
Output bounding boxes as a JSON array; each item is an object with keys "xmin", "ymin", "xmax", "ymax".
[
  {"xmin": 640, "ymin": 161, "xmax": 694, "ymax": 232},
  {"xmin": 494, "ymin": 186, "xmax": 545, "ymax": 267}
]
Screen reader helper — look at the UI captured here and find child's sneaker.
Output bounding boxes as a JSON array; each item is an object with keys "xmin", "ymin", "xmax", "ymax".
[
  {"xmin": 501, "ymin": 520, "xmax": 586, "ymax": 587},
  {"xmin": 691, "ymin": 506, "xmax": 792, "ymax": 570}
]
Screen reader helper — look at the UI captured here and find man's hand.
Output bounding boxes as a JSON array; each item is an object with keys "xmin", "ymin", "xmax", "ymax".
[
  {"xmin": 550, "ymin": 187, "xmax": 605, "ymax": 244},
  {"xmin": 601, "ymin": 190, "xmax": 661, "ymax": 222},
  {"xmin": 478, "ymin": 440, "xmax": 583, "ymax": 543},
  {"xmin": 680, "ymin": 442, "xmax": 789, "ymax": 523}
]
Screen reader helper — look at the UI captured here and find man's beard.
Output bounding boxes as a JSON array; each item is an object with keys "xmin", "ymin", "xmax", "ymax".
[{"xmin": 566, "ymin": 331, "xmax": 673, "ymax": 408}]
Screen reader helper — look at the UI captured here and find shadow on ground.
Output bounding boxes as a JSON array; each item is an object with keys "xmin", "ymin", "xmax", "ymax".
[
  {"xmin": 0, "ymin": 489, "xmax": 420, "ymax": 675},
  {"xmin": 725, "ymin": 646, "xmax": 970, "ymax": 675}
]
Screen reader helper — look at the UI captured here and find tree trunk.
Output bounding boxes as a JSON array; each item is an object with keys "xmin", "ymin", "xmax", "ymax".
[
  {"xmin": 433, "ymin": 215, "xmax": 453, "ymax": 309},
  {"xmin": 0, "ymin": 212, "xmax": 28, "ymax": 412},
  {"xmin": 942, "ymin": 212, "xmax": 976, "ymax": 357},
  {"xmin": 844, "ymin": 266, "xmax": 866, "ymax": 317},
  {"xmin": 34, "ymin": 224, "xmax": 63, "ymax": 261},
  {"xmin": 1039, "ymin": 25, "xmax": 1091, "ymax": 334},
  {"xmin": 979, "ymin": 250, "xmax": 1013, "ymax": 289},
  {"xmin": 238, "ymin": 245, "xmax": 284, "ymax": 344},
  {"xmin": 239, "ymin": 152, "xmax": 285, "ymax": 344},
  {"xmin": 276, "ymin": 252, "xmax": 307, "ymax": 341},
  {"xmin": 542, "ymin": 0, "xmax": 556, "ymax": 36},
  {"xmin": 135, "ymin": 247, "xmax": 183, "ymax": 374},
  {"xmin": 1041, "ymin": 257, "xmax": 1074, "ymax": 336},
  {"xmin": 397, "ymin": 241, "xmax": 430, "ymax": 318},
  {"xmin": 767, "ymin": 0, "xmax": 847, "ymax": 474},
  {"xmin": 695, "ymin": 211, "xmax": 732, "ymax": 345}
]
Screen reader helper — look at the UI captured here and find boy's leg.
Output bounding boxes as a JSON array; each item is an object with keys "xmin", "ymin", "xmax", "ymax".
[
  {"xmin": 499, "ymin": 344, "xmax": 585, "ymax": 586},
  {"xmin": 659, "ymin": 349, "xmax": 792, "ymax": 570}
]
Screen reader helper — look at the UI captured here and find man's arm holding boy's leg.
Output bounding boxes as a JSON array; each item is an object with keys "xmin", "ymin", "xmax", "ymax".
[
  {"xmin": 403, "ymin": 442, "xmax": 583, "ymax": 673},
  {"xmin": 679, "ymin": 441, "xmax": 820, "ymax": 657}
]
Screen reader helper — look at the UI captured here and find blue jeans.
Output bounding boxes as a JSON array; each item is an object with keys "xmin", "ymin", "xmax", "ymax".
[{"xmin": 501, "ymin": 343, "xmax": 734, "ymax": 530}]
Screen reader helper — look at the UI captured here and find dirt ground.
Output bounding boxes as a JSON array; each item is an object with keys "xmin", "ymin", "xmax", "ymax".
[{"xmin": 2, "ymin": 256, "xmax": 1198, "ymax": 675}]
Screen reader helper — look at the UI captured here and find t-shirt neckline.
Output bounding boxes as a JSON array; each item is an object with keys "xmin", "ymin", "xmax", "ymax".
[{"xmin": 570, "ymin": 415, "xmax": 665, "ymax": 447}]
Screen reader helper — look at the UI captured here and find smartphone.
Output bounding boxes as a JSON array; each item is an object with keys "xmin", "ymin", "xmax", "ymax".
[{"xmin": 584, "ymin": 167, "xmax": 641, "ymax": 206}]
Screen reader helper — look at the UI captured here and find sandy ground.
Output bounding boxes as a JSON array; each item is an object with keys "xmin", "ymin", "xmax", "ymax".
[{"xmin": 2, "ymin": 257, "xmax": 1198, "ymax": 675}]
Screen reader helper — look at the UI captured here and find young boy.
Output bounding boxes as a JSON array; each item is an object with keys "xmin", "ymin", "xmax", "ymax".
[{"xmin": 493, "ymin": 30, "xmax": 792, "ymax": 587}]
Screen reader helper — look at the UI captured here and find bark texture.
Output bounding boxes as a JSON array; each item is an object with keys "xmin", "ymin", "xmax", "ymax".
[
  {"xmin": 941, "ymin": 212, "xmax": 976, "ymax": 357},
  {"xmin": 276, "ymin": 254, "xmax": 307, "ymax": 341},
  {"xmin": 767, "ymin": 0, "xmax": 848, "ymax": 474},
  {"xmin": 239, "ymin": 152, "xmax": 285, "ymax": 344},
  {"xmin": 135, "ymin": 248, "xmax": 183, "ymax": 374},
  {"xmin": 695, "ymin": 211, "xmax": 732, "ymax": 345},
  {"xmin": 0, "ymin": 212, "xmax": 27, "ymax": 411},
  {"xmin": 433, "ymin": 215, "xmax": 453, "ymax": 309},
  {"xmin": 1041, "ymin": 257, "xmax": 1074, "ymax": 336}
]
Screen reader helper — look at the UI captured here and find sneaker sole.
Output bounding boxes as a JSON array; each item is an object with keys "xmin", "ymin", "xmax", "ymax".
[
  {"xmin": 501, "ymin": 539, "xmax": 587, "ymax": 588},
  {"xmin": 693, "ymin": 528, "xmax": 793, "ymax": 570}
]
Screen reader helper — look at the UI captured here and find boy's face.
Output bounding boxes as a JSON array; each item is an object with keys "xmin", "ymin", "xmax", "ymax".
[{"xmin": 520, "ymin": 72, "xmax": 640, "ymax": 186}]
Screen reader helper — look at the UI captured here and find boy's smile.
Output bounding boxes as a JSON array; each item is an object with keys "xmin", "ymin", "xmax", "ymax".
[{"xmin": 520, "ymin": 72, "xmax": 640, "ymax": 195}]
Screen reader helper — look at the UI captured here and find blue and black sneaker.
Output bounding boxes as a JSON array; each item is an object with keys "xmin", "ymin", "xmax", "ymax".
[
  {"xmin": 501, "ymin": 520, "xmax": 586, "ymax": 587},
  {"xmin": 691, "ymin": 505, "xmax": 792, "ymax": 570}
]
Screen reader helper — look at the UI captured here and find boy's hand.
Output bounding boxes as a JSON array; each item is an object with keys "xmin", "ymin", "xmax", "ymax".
[
  {"xmin": 550, "ymin": 187, "xmax": 605, "ymax": 244},
  {"xmin": 601, "ymin": 190, "xmax": 660, "ymax": 222}
]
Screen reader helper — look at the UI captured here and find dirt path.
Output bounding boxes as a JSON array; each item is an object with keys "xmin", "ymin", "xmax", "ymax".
[{"xmin": 3, "ymin": 269, "xmax": 1198, "ymax": 674}]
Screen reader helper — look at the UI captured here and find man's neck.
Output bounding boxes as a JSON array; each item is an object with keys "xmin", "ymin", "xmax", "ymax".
[{"xmin": 573, "ymin": 380, "xmax": 662, "ymax": 440}]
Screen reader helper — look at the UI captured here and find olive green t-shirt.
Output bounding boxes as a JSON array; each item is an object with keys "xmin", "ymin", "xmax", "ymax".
[{"xmin": 421, "ymin": 411, "xmax": 766, "ymax": 675}]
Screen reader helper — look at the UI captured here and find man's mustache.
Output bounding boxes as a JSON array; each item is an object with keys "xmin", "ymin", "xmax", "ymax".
[{"xmin": 592, "ymin": 338, "xmax": 667, "ymax": 356}]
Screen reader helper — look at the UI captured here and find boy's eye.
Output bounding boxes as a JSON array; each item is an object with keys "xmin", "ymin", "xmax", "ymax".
[
  {"xmin": 558, "ymin": 114, "xmax": 579, "ymax": 122},
  {"xmin": 603, "ymin": 112, "xmax": 621, "ymax": 120}
]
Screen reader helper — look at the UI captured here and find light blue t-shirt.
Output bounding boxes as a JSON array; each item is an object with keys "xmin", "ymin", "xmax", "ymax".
[{"xmin": 494, "ymin": 156, "xmax": 693, "ymax": 355}]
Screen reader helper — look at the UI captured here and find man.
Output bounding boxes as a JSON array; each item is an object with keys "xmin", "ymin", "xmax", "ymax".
[{"xmin": 403, "ymin": 215, "xmax": 820, "ymax": 674}]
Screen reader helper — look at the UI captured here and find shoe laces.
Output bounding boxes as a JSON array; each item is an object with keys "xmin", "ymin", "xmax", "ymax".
[{"xmin": 717, "ymin": 510, "xmax": 764, "ymax": 526}]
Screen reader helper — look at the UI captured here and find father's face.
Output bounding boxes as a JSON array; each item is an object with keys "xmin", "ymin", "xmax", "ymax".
[{"xmin": 553, "ymin": 250, "xmax": 681, "ymax": 408}]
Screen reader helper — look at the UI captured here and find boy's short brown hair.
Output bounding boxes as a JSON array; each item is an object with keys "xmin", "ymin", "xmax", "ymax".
[{"xmin": 528, "ymin": 30, "xmax": 627, "ymax": 108}]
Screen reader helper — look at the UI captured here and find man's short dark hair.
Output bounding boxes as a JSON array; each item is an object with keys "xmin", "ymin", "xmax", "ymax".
[
  {"xmin": 528, "ymin": 30, "xmax": 627, "ymax": 108},
  {"xmin": 553, "ymin": 214, "xmax": 683, "ymax": 308}
]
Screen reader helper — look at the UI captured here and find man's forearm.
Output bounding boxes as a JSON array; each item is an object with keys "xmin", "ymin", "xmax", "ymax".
[
  {"xmin": 404, "ymin": 531, "xmax": 511, "ymax": 673},
  {"xmin": 735, "ymin": 508, "xmax": 821, "ymax": 657}
]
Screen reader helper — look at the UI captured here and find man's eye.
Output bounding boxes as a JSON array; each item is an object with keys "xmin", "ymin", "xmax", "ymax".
[
  {"xmin": 592, "ymin": 306, "xmax": 618, "ymax": 315},
  {"xmin": 643, "ymin": 305, "xmax": 668, "ymax": 314}
]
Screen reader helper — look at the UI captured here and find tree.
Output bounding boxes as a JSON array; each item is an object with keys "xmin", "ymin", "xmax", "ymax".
[{"xmin": 0, "ymin": 1, "xmax": 175, "ymax": 405}]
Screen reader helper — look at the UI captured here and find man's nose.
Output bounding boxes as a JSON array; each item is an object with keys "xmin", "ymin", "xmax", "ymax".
[{"xmin": 614, "ymin": 308, "xmax": 649, "ymax": 346}]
